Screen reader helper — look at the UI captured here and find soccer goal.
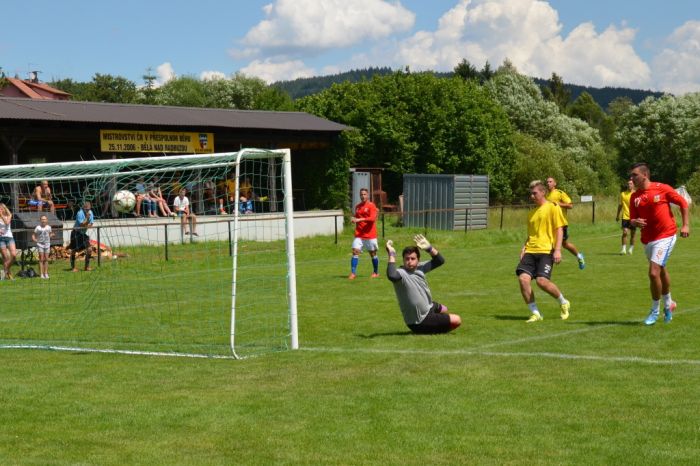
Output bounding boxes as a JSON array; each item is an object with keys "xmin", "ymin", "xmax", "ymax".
[{"xmin": 0, "ymin": 148, "xmax": 298, "ymax": 359}]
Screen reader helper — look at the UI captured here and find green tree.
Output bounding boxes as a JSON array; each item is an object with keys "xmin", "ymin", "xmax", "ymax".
[
  {"xmin": 297, "ymin": 71, "xmax": 515, "ymax": 204},
  {"xmin": 568, "ymin": 91, "xmax": 614, "ymax": 146},
  {"xmin": 615, "ymin": 93, "xmax": 700, "ymax": 185},
  {"xmin": 454, "ymin": 59, "xmax": 480, "ymax": 82},
  {"xmin": 139, "ymin": 68, "xmax": 158, "ymax": 105},
  {"xmin": 155, "ymin": 76, "xmax": 208, "ymax": 107},
  {"xmin": 85, "ymin": 74, "xmax": 138, "ymax": 103},
  {"xmin": 542, "ymin": 72, "xmax": 571, "ymax": 113},
  {"xmin": 486, "ymin": 64, "xmax": 616, "ymax": 196}
]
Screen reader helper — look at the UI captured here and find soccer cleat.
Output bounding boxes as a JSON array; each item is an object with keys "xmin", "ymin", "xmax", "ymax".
[
  {"xmin": 627, "ymin": 248, "xmax": 634, "ymax": 255},
  {"xmin": 371, "ymin": 273, "xmax": 379, "ymax": 278},
  {"xmin": 560, "ymin": 301, "xmax": 570, "ymax": 320},
  {"xmin": 664, "ymin": 301, "xmax": 676, "ymax": 323},
  {"xmin": 526, "ymin": 313, "xmax": 543, "ymax": 323},
  {"xmin": 644, "ymin": 309, "xmax": 659, "ymax": 326},
  {"xmin": 348, "ymin": 273, "xmax": 356, "ymax": 280},
  {"xmin": 578, "ymin": 254, "xmax": 586, "ymax": 270},
  {"xmin": 620, "ymin": 248, "xmax": 626, "ymax": 255}
]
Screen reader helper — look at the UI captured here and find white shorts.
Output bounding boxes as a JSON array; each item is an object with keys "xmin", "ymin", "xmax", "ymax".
[
  {"xmin": 645, "ymin": 235, "xmax": 677, "ymax": 266},
  {"xmin": 36, "ymin": 244, "xmax": 51, "ymax": 254},
  {"xmin": 352, "ymin": 237, "xmax": 378, "ymax": 253}
]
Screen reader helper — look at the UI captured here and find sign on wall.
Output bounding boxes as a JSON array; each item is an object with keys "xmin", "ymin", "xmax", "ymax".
[{"xmin": 100, "ymin": 130, "xmax": 215, "ymax": 154}]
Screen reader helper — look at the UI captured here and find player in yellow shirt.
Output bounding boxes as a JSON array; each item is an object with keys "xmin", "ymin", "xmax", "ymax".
[
  {"xmin": 545, "ymin": 177, "xmax": 585, "ymax": 269},
  {"xmin": 615, "ymin": 180, "xmax": 636, "ymax": 255},
  {"xmin": 516, "ymin": 180, "xmax": 571, "ymax": 322}
]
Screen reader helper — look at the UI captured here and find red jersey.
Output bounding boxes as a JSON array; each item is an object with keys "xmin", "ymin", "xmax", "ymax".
[
  {"xmin": 630, "ymin": 182, "xmax": 688, "ymax": 244},
  {"xmin": 354, "ymin": 200, "xmax": 378, "ymax": 239}
]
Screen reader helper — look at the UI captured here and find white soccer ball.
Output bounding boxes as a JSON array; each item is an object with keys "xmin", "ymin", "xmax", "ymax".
[{"xmin": 113, "ymin": 190, "xmax": 136, "ymax": 213}]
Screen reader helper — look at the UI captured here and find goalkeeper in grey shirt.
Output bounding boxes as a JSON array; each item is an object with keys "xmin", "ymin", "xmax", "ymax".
[{"xmin": 386, "ymin": 235, "xmax": 462, "ymax": 334}]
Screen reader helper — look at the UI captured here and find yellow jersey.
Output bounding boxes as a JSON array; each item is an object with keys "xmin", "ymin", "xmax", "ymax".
[
  {"xmin": 619, "ymin": 190, "xmax": 632, "ymax": 220},
  {"xmin": 545, "ymin": 189, "xmax": 572, "ymax": 219},
  {"xmin": 524, "ymin": 202, "xmax": 567, "ymax": 254}
]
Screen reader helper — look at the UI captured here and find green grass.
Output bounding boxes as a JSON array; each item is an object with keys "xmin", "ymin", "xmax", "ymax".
[{"xmin": 1, "ymin": 212, "xmax": 699, "ymax": 465}]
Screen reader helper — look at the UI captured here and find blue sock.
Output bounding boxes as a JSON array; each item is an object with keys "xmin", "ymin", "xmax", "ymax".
[
  {"xmin": 351, "ymin": 256, "xmax": 359, "ymax": 274},
  {"xmin": 372, "ymin": 256, "xmax": 379, "ymax": 273}
]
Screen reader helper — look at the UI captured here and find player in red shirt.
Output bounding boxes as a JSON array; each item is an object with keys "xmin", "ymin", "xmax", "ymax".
[
  {"xmin": 629, "ymin": 163, "xmax": 690, "ymax": 325},
  {"xmin": 349, "ymin": 188, "xmax": 379, "ymax": 279}
]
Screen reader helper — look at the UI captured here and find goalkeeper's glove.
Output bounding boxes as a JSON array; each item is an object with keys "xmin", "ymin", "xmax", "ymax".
[
  {"xmin": 413, "ymin": 234, "xmax": 433, "ymax": 252},
  {"xmin": 386, "ymin": 239, "xmax": 396, "ymax": 256}
]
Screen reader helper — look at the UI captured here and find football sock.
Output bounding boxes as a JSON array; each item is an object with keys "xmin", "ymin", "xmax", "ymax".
[
  {"xmin": 651, "ymin": 299, "xmax": 660, "ymax": 312},
  {"xmin": 662, "ymin": 293, "xmax": 673, "ymax": 308},
  {"xmin": 621, "ymin": 245, "xmax": 626, "ymax": 254},
  {"xmin": 577, "ymin": 253, "xmax": 584, "ymax": 260},
  {"xmin": 350, "ymin": 256, "xmax": 359, "ymax": 274},
  {"xmin": 557, "ymin": 294, "xmax": 567, "ymax": 304},
  {"xmin": 528, "ymin": 302, "xmax": 540, "ymax": 314},
  {"xmin": 372, "ymin": 256, "xmax": 379, "ymax": 273}
]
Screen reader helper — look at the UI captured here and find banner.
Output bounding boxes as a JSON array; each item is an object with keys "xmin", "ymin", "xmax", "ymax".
[{"xmin": 100, "ymin": 130, "xmax": 215, "ymax": 154}]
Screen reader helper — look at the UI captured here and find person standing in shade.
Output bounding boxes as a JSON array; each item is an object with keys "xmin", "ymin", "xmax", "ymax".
[
  {"xmin": 385, "ymin": 235, "xmax": 461, "ymax": 334},
  {"xmin": 545, "ymin": 176, "xmax": 585, "ymax": 269},
  {"xmin": 616, "ymin": 179, "xmax": 637, "ymax": 255},
  {"xmin": 69, "ymin": 201, "xmax": 94, "ymax": 272},
  {"xmin": 517, "ymin": 180, "xmax": 571, "ymax": 323},
  {"xmin": 349, "ymin": 188, "xmax": 379, "ymax": 279},
  {"xmin": 629, "ymin": 163, "xmax": 690, "ymax": 325}
]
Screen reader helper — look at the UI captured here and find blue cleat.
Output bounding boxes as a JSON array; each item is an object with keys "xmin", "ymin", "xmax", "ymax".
[
  {"xmin": 644, "ymin": 309, "xmax": 659, "ymax": 326},
  {"xmin": 664, "ymin": 301, "xmax": 676, "ymax": 323}
]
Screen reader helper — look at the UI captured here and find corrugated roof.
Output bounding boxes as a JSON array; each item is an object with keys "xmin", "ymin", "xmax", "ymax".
[{"xmin": 0, "ymin": 97, "xmax": 349, "ymax": 132}]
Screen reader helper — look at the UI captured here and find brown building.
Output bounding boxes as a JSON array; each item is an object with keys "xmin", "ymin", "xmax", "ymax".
[
  {"xmin": 0, "ymin": 97, "xmax": 348, "ymax": 210},
  {"xmin": 0, "ymin": 77, "xmax": 70, "ymax": 100}
]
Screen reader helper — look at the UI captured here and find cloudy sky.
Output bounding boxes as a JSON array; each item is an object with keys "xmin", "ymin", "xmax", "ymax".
[{"xmin": 1, "ymin": 0, "xmax": 698, "ymax": 94}]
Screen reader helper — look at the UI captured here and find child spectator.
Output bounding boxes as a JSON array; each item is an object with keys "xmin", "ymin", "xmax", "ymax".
[{"xmin": 32, "ymin": 214, "xmax": 55, "ymax": 279}]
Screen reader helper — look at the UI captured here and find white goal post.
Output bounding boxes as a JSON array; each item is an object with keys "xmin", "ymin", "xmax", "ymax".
[{"xmin": 0, "ymin": 148, "xmax": 298, "ymax": 359}]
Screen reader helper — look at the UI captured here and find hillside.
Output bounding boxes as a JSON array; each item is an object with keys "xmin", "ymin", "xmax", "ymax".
[{"xmin": 273, "ymin": 68, "xmax": 665, "ymax": 109}]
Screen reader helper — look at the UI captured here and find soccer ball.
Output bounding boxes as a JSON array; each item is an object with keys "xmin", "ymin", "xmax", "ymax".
[{"xmin": 113, "ymin": 190, "xmax": 136, "ymax": 213}]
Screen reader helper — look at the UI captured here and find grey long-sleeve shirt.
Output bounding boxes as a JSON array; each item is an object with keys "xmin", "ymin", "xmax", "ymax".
[{"xmin": 387, "ymin": 253, "xmax": 444, "ymax": 325}]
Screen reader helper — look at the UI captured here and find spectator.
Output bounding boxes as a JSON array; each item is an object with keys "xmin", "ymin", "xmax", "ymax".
[
  {"xmin": 69, "ymin": 201, "xmax": 94, "ymax": 272},
  {"xmin": 173, "ymin": 188, "xmax": 198, "ymax": 236},
  {"xmin": 29, "ymin": 180, "xmax": 55, "ymax": 214},
  {"xmin": 0, "ymin": 203, "xmax": 17, "ymax": 280},
  {"xmin": 149, "ymin": 183, "xmax": 176, "ymax": 217},
  {"xmin": 32, "ymin": 214, "xmax": 55, "ymax": 279}
]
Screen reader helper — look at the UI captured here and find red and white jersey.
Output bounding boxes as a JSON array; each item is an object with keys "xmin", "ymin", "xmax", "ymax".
[
  {"xmin": 354, "ymin": 200, "xmax": 378, "ymax": 239},
  {"xmin": 630, "ymin": 182, "xmax": 688, "ymax": 244}
]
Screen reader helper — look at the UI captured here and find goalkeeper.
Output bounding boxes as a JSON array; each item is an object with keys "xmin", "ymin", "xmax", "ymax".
[{"xmin": 385, "ymin": 235, "xmax": 461, "ymax": 334}]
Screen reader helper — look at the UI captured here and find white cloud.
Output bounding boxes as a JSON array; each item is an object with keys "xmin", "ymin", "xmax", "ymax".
[
  {"xmin": 200, "ymin": 70, "xmax": 227, "ymax": 81},
  {"xmin": 240, "ymin": 58, "xmax": 316, "ymax": 83},
  {"xmin": 233, "ymin": 0, "xmax": 414, "ymax": 59},
  {"xmin": 652, "ymin": 21, "xmax": 700, "ymax": 95},
  {"xmin": 390, "ymin": 0, "xmax": 652, "ymax": 89},
  {"xmin": 156, "ymin": 62, "xmax": 176, "ymax": 85}
]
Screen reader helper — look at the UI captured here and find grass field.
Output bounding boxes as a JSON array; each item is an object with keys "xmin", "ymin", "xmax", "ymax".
[{"xmin": 1, "ymin": 207, "xmax": 699, "ymax": 465}]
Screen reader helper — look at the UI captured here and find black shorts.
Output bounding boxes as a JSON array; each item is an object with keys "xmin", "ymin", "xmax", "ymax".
[
  {"xmin": 516, "ymin": 253, "xmax": 554, "ymax": 280},
  {"xmin": 562, "ymin": 225, "xmax": 569, "ymax": 241},
  {"xmin": 69, "ymin": 230, "xmax": 90, "ymax": 252},
  {"xmin": 621, "ymin": 219, "xmax": 636, "ymax": 230},
  {"xmin": 407, "ymin": 302, "xmax": 452, "ymax": 334}
]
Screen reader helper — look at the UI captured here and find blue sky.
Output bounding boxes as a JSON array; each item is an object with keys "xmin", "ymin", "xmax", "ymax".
[{"xmin": 1, "ymin": 0, "xmax": 698, "ymax": 94}]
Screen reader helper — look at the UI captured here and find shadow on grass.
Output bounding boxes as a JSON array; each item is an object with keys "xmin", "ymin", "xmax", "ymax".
[
  {"xmin": 494, "ymin": 315, "xmax": 527, "ymax": 321},
  {"xmin": 356, "ymin": 331, "xmax": 413, "ymax": 338},
  {"xmin": 579, "ymin": 320, "xmax": 642, "ymax": 326}
]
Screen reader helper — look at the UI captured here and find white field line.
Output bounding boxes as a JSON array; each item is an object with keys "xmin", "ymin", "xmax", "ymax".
[
  {"xmin": 300, "ymin": 346, "xmax": 700, "ymax": 366},
  {"xmin": 302, "ymin": 306, "xmax": 700, "ymax": 366}
]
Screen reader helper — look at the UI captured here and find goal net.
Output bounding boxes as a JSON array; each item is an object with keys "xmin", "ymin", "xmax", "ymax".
[{"xmin": 0, "ymin": 148, "xmax": 298, "ymax": 359}]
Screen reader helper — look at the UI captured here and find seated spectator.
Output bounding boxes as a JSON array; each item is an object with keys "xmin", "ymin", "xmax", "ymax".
[
  {"xmin": 29, "ymin": 180, "xmax": 55, "ymax": 214},
  {"xmin": 239, "ymin": 195, "xmax": 253, "ymax": 214},
  {"xmin": 173, "ymin": 188, "xmax": 198, "ymax": 236},
  {"xmin": 134, "ymin": 178, "xmax": 157, "ymax": 217},
  {"xmin": 217, "ymin": 175, "xmax": 236, "ymax": 214},
  {"xmin": 202, "ymin": 180, "xmax": 218, "ymax": 214},
  {"xmin": 149, "ymin": 183, "xmax": 176, "ymax": 217}
]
